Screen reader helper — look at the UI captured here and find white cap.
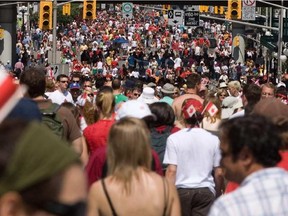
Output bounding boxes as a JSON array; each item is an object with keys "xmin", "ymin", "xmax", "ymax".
[{"xmin": 115, "ymin": 100, "xmax": 156, "ymax": 120}]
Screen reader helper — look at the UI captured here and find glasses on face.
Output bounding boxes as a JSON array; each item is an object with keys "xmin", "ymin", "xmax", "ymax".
[
  {"xmin": 88, "ymin": 94, "xmax": 94, "ymax": 97},
  {"xmin": 60, "ymin": 80, "xmax": 68, "ymax": 83},
  {"xmin": 133, "ymin": 93, "xmax": 140, "ymax": 97},
  {"xmin": 73, "ymin": 80, "xmax": 80, "ymax": 83},
  {"xmin": 84, "ymin": 85, "xmax": 92, "ymax": 88}
]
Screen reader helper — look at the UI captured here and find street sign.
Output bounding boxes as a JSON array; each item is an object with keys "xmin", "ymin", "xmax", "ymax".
[
  {"xmin": 260, "ymin": 37, "xmax": 278, "ymax": 52},
  {"xmin": 184, "ymin": 11, "xmax": 199, "ymax": 27},
  {"xmin": 122, "ymin": 2, "xmax": 133, "ymax": 19},
  {"xmin": 168, "ymin": 10, "xmax": 184, "ymax": 26},
  {"xmin": 242, "ymin": 0, "xmax": 256, "ymax": 21}
]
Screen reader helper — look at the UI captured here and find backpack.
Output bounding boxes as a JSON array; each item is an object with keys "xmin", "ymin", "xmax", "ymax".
[
  {"xmin": 150, "ymin": 126, "xmax": 173, "ymax": 170},
  {"xmin": 40, "ymin": 103, "xmax": 64, "ymax": 139}
]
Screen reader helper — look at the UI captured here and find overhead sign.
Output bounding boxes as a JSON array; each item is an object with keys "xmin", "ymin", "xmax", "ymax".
[
  {"xmin": 168, "ymin": 10, "xmax": 184, "ymax": 26},
  {"xmin": 122, "ymin": 2, "xmax": 133, "ymax": 19},
  {"xmin": 242, "ymin": 0, "xmax": 256, "ymax": 21},
  {"xmin": 184, "ymin": 11, "xmax": 200, "ymax": 27}
]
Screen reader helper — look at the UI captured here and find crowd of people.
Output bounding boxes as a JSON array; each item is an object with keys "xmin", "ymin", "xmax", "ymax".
[{"xmin": 0, "ymin": 3, "xmax": 288, "ymax": 216}]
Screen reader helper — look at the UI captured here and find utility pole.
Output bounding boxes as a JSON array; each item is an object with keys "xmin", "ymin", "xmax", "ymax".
[
  {"xmin": 52, "ymin": 0, "xmax": 57, "ymax": 65},
  {"xmin": 277, "ymin": 0, "xmax": 284, "ymax": 82}
]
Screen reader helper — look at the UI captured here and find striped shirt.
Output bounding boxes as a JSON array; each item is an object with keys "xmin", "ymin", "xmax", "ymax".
[{"xmin": 209, "ymin": 168, "xmax": 288, "ymax": 216}]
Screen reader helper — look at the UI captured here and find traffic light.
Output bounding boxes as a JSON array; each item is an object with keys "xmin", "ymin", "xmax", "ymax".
[
  {"xmin": 162, "ymin": 4, "xmax": 171, "ymax": 15},
  {"xmin": 39, "ymin": 0, "xmax": 52, "ymax": 30},
  {"xmin": 227, "ymin": 0, "xmax": 242, "ymax": 19},
  {"xmin": 62, "ymin": 3, "xmax": 71, "ymax": 16},
  {"xmin": 83, "ymin": 0, "xmax": 96, "ymax": 20},
  {"xmin": 214, "ymin": 6, "xmax": 224, "ymax": 14},
  {"xmin": 199, "ymin": 6, "xmax": 209, "ymax": 13}
]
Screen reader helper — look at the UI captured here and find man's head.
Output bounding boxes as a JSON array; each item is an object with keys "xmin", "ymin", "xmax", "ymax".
[
  {"xmin": 56, "ymin": 74, "xmax": 69, "ymax": 92},
  {"xmin": 219, "ymin": 115, "xmax": 281, "ymax": 184},
  {"xmin": 186, "ymin": 73, "xmax": 201, "ymax": 90},
  {"xmin": 261, "ymin": 83, "xmax": 276, "ymax": 99},
  {"xmin": 242, "ymin": 83, "xmax": 261, "ymax": 114},
  {"xmin": 20, "ymin": 67, "xmax": 46, "ymax": 98}
]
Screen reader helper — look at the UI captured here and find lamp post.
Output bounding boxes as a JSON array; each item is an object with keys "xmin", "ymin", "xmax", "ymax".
[{"xmin": 19, "ymin": 5, "xmax": 27, "ymax": 41}]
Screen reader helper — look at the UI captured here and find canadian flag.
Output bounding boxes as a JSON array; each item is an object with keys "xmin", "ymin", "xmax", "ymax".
[
  {"xmin": 184, "ymin": 104, "xmax": 196, "ymax": 118},
  {"xmin": 205, "ymin": 101, "xmax": 218, "ymax": 117},
  {"xmin": 0, "ymin": 70, "xmax": 26, "ymax": 123}
]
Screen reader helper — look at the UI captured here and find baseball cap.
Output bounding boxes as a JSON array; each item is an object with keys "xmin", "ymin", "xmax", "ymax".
[
  {"xmin": 116, "ymin": 100, "xmax": 156, "ymax": 120},
  {"xmin": 182, "ymin": 98, "xmax": 203, "ymax": 119},
  {"xmin": 69, "ymin": 83, "xmax": 81, "ymax": 89}
]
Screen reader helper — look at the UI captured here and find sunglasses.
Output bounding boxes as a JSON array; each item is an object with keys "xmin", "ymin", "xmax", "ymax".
[
  {"xmin": 84, "ymin": 85, "xmax": 92, "ymax": 88},
  {"xmin": 73, "ymin": 80, "xmax": 80, "ymax": 83},
  {"xmin": 60, "ymin": 80, "xmax": 68, "ymax": 83},
  {"xmin": 133, "ymin": 93, "xmax": 140, "ymax": 97}
]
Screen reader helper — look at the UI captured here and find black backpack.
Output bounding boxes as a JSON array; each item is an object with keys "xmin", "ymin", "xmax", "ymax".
[
  {"xmin": 150, "ymin": 126, "xmax": 173, "ymax": 170},
  {"xmin": 41, "ymin": 103, "xmax": 64, "ymax": 139}
]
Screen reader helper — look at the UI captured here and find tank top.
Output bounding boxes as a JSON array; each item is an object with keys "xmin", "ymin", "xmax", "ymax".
[{"xmin": 101, "ymin": 177, "xmax": 169, "ymax": 216}]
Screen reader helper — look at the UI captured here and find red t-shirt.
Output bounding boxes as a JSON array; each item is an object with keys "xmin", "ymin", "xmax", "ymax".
[{"xmin": 83, "ymin": 119, "xmax": 115, "ymax": 154}]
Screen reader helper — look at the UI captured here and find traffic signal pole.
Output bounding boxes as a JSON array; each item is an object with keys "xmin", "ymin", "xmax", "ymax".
[{"xmin": 52, "ymin": 0, "xmax": 57, "ymax": 65}]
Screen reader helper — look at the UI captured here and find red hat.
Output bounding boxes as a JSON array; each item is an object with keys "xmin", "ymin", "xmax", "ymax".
[
  {"xmin": 182, "ymin": 99, "xmax": 203, "ymax": 119},
  {"xmin": 0, "ymin": 70, "xmax": 26, "ymax": 122}
]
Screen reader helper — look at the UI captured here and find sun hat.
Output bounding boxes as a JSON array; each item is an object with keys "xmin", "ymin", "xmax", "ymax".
[
  {"xmin": 137, "ymin": 87, "xmax": 159, "ymax": 104},
  {"xmin": 221, "ymin": 96, "xmax": 243, "ymax": 119},
  {"xmin": 161, "ymin": 83, "xmax": 175, "ymax": 94},
  {"xmin": 219, "ymin": 82, "xmax": 228, "ymax": 88},
  {"xmin": 115, "ymin": 100, "xmax": 156, "ymax": 120},
  {"xmin": 147, "ymin": 82, "xmax": 156, "ymax": 88}
]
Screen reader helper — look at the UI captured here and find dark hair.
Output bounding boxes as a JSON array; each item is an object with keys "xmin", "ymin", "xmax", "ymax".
[
  {"xmin": 112, "ymin": 78, "xmax": 121, "ymax": 90},
  {"xmin": 186, "ymin": 73, "xmax": 201, "ymax": 89},
  {"xmin": 20, "ymin": 67, "xmax": 46, "ymax": 98},
  {"xmin": 56, "ymin": 74, "xmax": 69, "ymax": 82},
  {"xmin": 149, "ymin": 102, "xmax": 175, "ymax": 128},
  {"xmin": 219, "ymin": 115, "xmax": 281, "ymax": 167},
  {"xmin": 243, "ymin": 83, "xmax": 261, "ymax": 115}
]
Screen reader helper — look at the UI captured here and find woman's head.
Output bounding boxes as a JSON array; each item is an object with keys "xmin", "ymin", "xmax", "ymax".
[
  {"xmin": 0, "ymin": 120, "xmax": 86, "ymax": 216},
  {"xmin": 217, "ymin": 88, "xmax": 229, "ymax": 102},
  {"xmin": 95, "ymin": 88, "xmax": 115, "ymax": 119},
  {"xmin": 107, "ymin": 117, "xmax": 152, "ymax": 185}
]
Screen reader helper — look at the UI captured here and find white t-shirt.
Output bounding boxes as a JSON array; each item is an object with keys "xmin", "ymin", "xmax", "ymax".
[
  {"xmin": 163, "ymin": 128, "xmax": 221, "ymax": 194},
  {"xmin": 48, "ymin": 90, "xmax": 74, "ymax": 105}
]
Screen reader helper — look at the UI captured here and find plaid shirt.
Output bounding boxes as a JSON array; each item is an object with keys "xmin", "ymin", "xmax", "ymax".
[{"xmin": 209, "ymin": 168, "xmax": 288, "ymax": 216}]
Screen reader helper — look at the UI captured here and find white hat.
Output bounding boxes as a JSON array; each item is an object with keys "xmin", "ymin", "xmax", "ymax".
[
  {"xmin": 221, "ymin": 96, "xmax": 243, "ymax": 119},
  {"xmin": 115, "ymin": 100, "xmax": 156, "ymax": 120},
  {"xmin": 137, "ymin": 87, "xmax": 159, "ymax": 104},
  {"xmin": 219, "ymin": 82, "xmax": 227, "ymax": 88},
  {"xmin": 277, "ymin": 82, "xmax": 286, "ymax": 88}
]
